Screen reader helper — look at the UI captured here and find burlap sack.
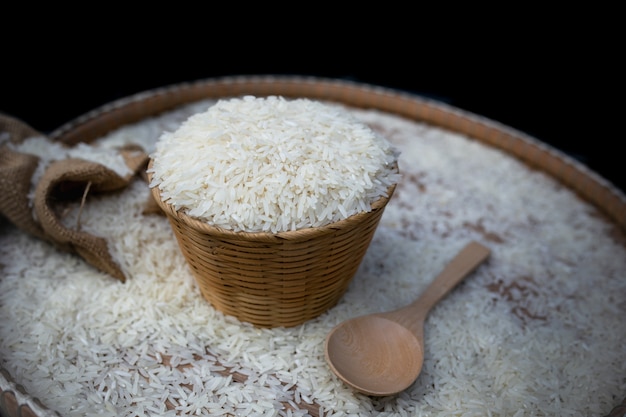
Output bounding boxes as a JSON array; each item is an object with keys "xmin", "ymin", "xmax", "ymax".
[{"xmin": 0, "ymin": 113, "xmax": 150, "ymax": 282}]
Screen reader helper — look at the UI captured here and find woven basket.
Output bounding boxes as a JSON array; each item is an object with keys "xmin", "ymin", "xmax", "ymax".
[{"xmin": 148, "ymin": 160, "xmax": 397, "ymax": 328}]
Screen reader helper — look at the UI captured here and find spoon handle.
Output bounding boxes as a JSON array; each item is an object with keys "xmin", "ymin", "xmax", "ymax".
[{"xmin": 408, "ymin": 241, "xmax": 490, "ymax": 317}]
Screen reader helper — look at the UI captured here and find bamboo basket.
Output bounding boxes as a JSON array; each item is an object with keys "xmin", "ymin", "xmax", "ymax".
[{"xmin": 147, "ymin": 161, "xmax": 397, "ymax": 328}]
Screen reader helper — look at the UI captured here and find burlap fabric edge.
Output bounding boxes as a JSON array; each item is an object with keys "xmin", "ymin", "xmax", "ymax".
[{"xmin": 0, "ymin": 113, "xmax": 150, "ymax": 283}]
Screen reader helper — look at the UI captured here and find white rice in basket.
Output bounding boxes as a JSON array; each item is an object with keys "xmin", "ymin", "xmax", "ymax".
[
  {"xmin": 148, "ymin": 95, "xmax": 400, "ymax": 233},
  {"xmin": 1, "ymin": 96, "xmax": 625, "ymax": 417}
]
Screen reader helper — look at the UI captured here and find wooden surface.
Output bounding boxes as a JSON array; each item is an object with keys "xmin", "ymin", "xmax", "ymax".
[{"xmin": 1, "ymin": 76, "xmax": 625, "ymax": 417}]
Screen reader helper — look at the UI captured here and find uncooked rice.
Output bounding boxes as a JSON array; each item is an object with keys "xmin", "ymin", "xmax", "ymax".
[
  {"xmin": 1, "ymin": 97, "xmax": 625, "ymax": 417},
  {"xmin": 148, "ymin": 95, "xmax": 400, "ymax": 233}
]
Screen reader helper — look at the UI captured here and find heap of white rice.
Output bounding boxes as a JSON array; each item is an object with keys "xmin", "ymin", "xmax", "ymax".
[
  {"xmin": 148, "ymin": 95, "xmax": 400, "ymax": 233},
  {"xmin": 1, "ymin": 98, "xmax": 625, "ymax": 417}
]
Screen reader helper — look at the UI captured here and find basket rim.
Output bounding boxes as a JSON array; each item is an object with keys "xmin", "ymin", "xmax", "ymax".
[{"xmin": 147, "ymin": 159, "xmax": 398, "ymax": 242}]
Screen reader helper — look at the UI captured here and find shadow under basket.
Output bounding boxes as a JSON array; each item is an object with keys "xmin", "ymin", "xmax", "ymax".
[{"xmin": 148, "ymin": 164, "xmax": 397, "ymax": 328}]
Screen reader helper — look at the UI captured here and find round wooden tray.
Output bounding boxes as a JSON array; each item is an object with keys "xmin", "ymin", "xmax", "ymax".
[{"xmin": 1, "ymin": 75, "xmax": 625, "ymax": 417}]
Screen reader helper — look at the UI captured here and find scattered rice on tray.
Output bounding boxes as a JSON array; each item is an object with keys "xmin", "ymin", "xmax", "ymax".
[{"xmin": 1, "ymin": 98, "xmax": 625, "ymax": 417}]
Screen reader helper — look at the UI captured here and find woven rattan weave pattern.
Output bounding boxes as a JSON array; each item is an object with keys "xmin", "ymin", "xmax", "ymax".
[{"xmin": 149, "ymin": 161, "xmax": 396, "ymax": 328}]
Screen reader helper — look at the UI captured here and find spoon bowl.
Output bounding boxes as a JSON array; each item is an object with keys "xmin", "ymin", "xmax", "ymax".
[
  {"xmin": 325, "ymin": 316, "xmax": 423, "ymax": 396},
  {"xmin": 324, "ymin": 241, "xmax": 490, "ymax": 396}
]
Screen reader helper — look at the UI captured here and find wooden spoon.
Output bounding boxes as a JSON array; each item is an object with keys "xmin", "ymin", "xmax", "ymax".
[{"xmin": 324, "ymin": 241, "xmax": 490, "ymax": 396}]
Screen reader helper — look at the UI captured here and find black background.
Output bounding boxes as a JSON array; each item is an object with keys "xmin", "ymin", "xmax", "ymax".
[{"xmin": 1, "ymin": 16, "xmax": 622, "ymax": 194}]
